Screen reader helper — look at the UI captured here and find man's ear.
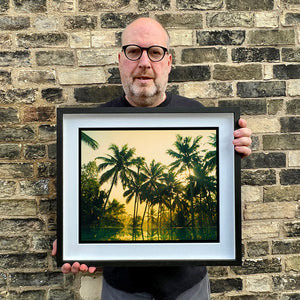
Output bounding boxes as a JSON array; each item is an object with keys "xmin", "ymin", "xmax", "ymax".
[{"xmin": 167, "ymin": 54, "xmax": 172, "ymax": 74}]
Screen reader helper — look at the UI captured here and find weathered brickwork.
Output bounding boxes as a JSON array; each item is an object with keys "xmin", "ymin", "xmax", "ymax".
[{"xmin": 0, "ymin": 1, "xmax": 299, "ymax": 299}]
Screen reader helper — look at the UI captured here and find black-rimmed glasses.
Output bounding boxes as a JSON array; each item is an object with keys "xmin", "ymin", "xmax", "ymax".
[{"xmin": 122, "ymin": 44, "xmax": 168, "ymax": 62}]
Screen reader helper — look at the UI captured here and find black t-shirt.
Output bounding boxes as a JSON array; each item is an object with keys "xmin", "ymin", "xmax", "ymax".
[{"xmin": 101, "ymin": 93, "xmax": 207, "ymax": 300}]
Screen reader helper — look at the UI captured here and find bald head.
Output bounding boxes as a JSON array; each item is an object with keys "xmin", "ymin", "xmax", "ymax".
[{"xmin": 121, "ymin": 18, "xmax": 170, "ymax": 49}]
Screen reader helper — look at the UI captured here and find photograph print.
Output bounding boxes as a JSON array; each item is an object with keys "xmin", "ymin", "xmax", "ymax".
[{"xmin": 79, "ymin": 127, "xmax": 219, "ymax": 244}]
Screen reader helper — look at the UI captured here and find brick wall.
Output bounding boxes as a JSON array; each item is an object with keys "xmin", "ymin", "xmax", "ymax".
[{"xmin": 0, "ymin": 0, "xmax": 299, "ymax": 299}]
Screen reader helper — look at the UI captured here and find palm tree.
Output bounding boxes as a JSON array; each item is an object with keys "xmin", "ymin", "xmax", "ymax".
[
  {"xmin": 140, "ymin": 159, "xmax": 166, "ymax": 230},
  {"xmin": 204, "ymin": 134, "xmax": 217, "ymax": 172},
  {"xmin": 96, "ymin": 144, "xmax": 136, "ymax": 216},
  {"xmin": 166, "ymin": 134, "xmax": 203, "ymax": 230},
  {"xmin": 81, "ymin": 132, "xmax": 99, "ymax": 150}
]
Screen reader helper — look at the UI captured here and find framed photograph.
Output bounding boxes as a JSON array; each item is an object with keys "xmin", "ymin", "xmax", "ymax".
[{"xmin": 56, "ymin": 107, "xmax": 241, "ymax": 266}]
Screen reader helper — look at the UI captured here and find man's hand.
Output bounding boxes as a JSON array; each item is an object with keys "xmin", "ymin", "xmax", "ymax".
[
  {"xmin": 233, "ymin": 118, "xmax": 252, "ymax": 158},
  {"xmin": 52, "ymin": 240, "xmax": 96, "ymax": 274}
]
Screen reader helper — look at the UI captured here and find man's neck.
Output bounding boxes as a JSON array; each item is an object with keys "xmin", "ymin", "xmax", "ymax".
[{"xmin": 125, "ymin": 93, "xmax": 167, "ymax": 107}]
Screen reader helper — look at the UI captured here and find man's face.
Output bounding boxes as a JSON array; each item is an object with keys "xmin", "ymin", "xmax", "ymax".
[{"xmin": 118, "ymin": 19, "xmax": 172, "ymax": 107}]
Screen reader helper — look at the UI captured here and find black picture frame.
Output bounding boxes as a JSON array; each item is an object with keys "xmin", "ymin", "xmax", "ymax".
[{"xmin": 56, "ymin": 107, "xmax": 241, "ymax": 267}]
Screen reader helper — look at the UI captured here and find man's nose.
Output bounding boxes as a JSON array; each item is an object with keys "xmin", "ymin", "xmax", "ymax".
[{"xmin": 138, "ymin": 49, "xmax": 151, "ymax": 67}]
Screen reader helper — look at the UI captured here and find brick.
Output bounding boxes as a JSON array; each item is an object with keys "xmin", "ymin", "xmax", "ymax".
[
  {"xmin": 280, "ymin": 169, "xmax": 300, "ymax": 185},
  {"xmin": 289, "ymin": 151, "xmax": 300, "ymax": 167},
  {"xmin": 108, "ymin": 67, "xmax": 121, "ymax": 84},
  {"xmin": 182, "ymin": 47, "xmax": 227, "ymax": 64},
  {"xmin": 232, "ymin": 258, "xmax": 281, "ymax": 275},
  {"xmin": 284, "ymin": 221, "xmax": 300, "ymax": 237},
  {"xmin": 77, "ymin": 49, "xmax": 119, "ymax": 66},
  {"xmin": 274, "ymin": 64, "xmax": 300, "ymax": 79},
  {"xmin": 237, "ymin": 81, "xmax": 286, "ymax": 98},
  {"xmin": 232, "ymin": 48, "xmax": 280, "ymax": 62},
  {"xmin": 169, "ymin": 30, "xmax": 193, "ymax": 46},
  {"xmin": 197, "ymin": 30, "xmax": 245, "ymax": 45},
  {"xmin": 18, "ymin": 70, "xmax": 55, "ymax": 84},
  {"xmin": 0, "ymin": 199, "xmax": 36, "ymax": 216},
  {"xmin": 49, "ymin": 289, "xmax": 75, "ymax": 300},
  {"xmin": 226, "ymin": 0, "xmax": 274, "ymax": 10},
  {"xmin": 285, "ymin": 256, "xmax": 300, "ymax": 272},
  {"xmin": 247, "ymin": 241, "xmax": 269, "ymax": 257},
  {"xmin": 0, "ymin": 236, "xmax": 29, "ymax": 252},
  {"xmin": 37, "ymin": 162, "xmax": 56, "ymax": 178},
  {"xmin": 206, "ymin": 266, "xmax": 228, "ymax": 277},
  {"xmin": 17, "ymin": 33, "xmax": 68, "ymax": 48},
  {"xmin": 273, "ymin": 240, "xmax": 300, "ymax": 254},
  {"xmin": 51, "ymin": 0, "xmax": 75, "ymax": 12},
  {"xmin": 176, "ymin": 0, "xmax": 223, "ymax": 10},
  {"xmin": 48, "ymin": 143, "xmax": 56, "ymax": 159},
  {"xmin": 101, "ymin": 13, "xmax": 148, "ymax": 29},
  {"xmin": 241, "ymin": 185, "xmax": 262, "ymax": 202},
  {"xmin": 36, "ymin": 50, "xmax": 75, "ymax": 66},
  {"xmin": 0, "ymin": 70, "xmax": 11, "ymax": 84},
  {"xmin": 20, "ymin": 179, "xmax": 49, "ymax": 196},
  {"xmin": 38, "ymin": 125, "xmax": 56, "ymax": 141},
  {"xmin": 231, "ymin": 295, "xmax": 278, "ymax": 300},
  {"xmin": 0, "ymin": 125, "xmax": 35, "ymax": 142},
  {"xmin": 155, "ymin": 13, "xmax": 203, "ymax": 28},
  {"xmin": 248, "ymin": 30, "xmax": 295, "ymax": 46},
  {"xmin": 0, "ymin": 253, "xmax": 47, "ymax": 269},
  {"xmin": 74, "ymin": 85, "xmax": 124, "ymax": 103},
  {"xmin": 0, "ymin": 0, "xmax": 9, "ymax": 13},
  {"xmin": 245, "ymin": 275, "xmax": 272, "ymax": 292},
  {"xmin": 244, "ymin": 202, "xmax": 295, "ymax": 220},
  {"xmin": 183, "ymin": 82, "xmax": 233, "ymax": 99},
  {"xmin": 210, "ymin": 278, "xmax": 243, "ymax": 293},
  {"xmin": 213, "ymin": 64, "xmax": 262, "ymax": 80},
  {"xmin": 0, "ymin": 107, "xmax": 19, "ymax": 123},
  {"xmin": 263, "ymin": 134, "xmax": 300, "ymax": 150},
  {"xmin": 39, "ymin": 198, "xmax": 57, "ymax": 214},
  {"xmin": 80, "ymin": 276, "xmax": 102, "ymax": 300},
  {"xmin": 91, "ymin": 31, "xmax": 116, "ymax": 48},
  {"xmin": 255, "ymin": 12, "xmax": 279, "ymax": 28},
  {"xmin": 241, "ymin": 152, "xmax": 286, "ymax": 169},
  {"xmin": 0, "ymin": 144, "xmax": 21, "ymax": 160},
  {"xmin": 0, "ymin": 17, "xmax": 30, "ymax": 30},
  {"xmin": 0, "ymin": 218, "xmax": 44, "ymax": 233},
  {"xmin": 0, "ymin": 180, "xmax": 17, "ymax": 198},
  {"xmin": 241, "ymin": 169, "xmax": 276, "ymax": 185},
  {"xmin": 63, "ymin": 15, "xmax": 97, "ymax": 30},
  {"xmin": 138, "ymin": 0, "xmax": 170, "ymax": 10},
  {"xmin": 34, "ymin": 16, "xmax": 58, "ymax": 31},
  {"xmin": 70, "ymin": 32, "xmax": 91, "ymax": 48},
  {"xmin": 24, "ymin": 144, "xmax": 46, "ymax": 159},
  {"xmin": 79, "ymin": 0, "xmax": 130, "ymax": 11},
  {"xmin": 282, "ymin": 0, "xmax": 300, "ymax": 8},
  {"xmin": 264, "ymin": 185, "xmax": 300, "ymax": 202},
  {"xmin": 12, "ymin": 291, "xmax": 46, "ymax": 299},
  {"xmin": 57, "ymin": 68, "xmax": 106, "ymax": 85},
  {"xmin": 0, "ymin": 50, "xmax": 30, "ymax": 67},
  {"xmin": 0, "ymin": 89, "xmax": 37, "ymax": 104},
  {"xmin": 41, "ymin": 88, "xmax": 63, "ymax": 103},
  {"xmin": 282, "ymin": 48, "xmax": 300, "ymax": 62},
  {"xmin": 169, "ymin": 66, "xmax": 210, "ymax": 82},
  {"xmin": 267, "ymin": 99, "xmax": 284, "ymax": 115},
  {"xmin": 219, "ymin": 99, "xmax": 266, "ymax": 115},
  {"xmin": 273, "ymin": 274, "xmax": 300, "ymax": 291},
  {"xmin": 284, "ymin": 13, "xmax": 300, "ymax": 25},
  {"xmin": 0, "ymin": 163, "xmax": 33, "ymax": 179},
  {"xmin": 9, "ymin": 272, "xmax": 64, "ymax": 287},
  {"xmin": 207, "ymin": 12, "xmax": 254, "ymax": 28},
  {"xmin": 23, "ymin": 107, "xmax": 55, "ymax": 122},
  {"xmin": 280, "ymin": 117, "xmax": 300, "ymax": 132},
  {"xmin": 247, "ymin": 117, "xmax": 280, "ymax": 133},
  {"xmin": 13, "ymin": 0, "xmax": 46, "ymax": 12},
  {"xmin": 32, "ymin": 234, "xmax": 53, "ymax": 251},
  {"xmin": 0, "ymin": 34, "xmax": 12, "ymax": 49},
  {"xmin": 286, "ymin": 99, "xmax": 300, "ymax": 115},
  {"xmin": 287, "ymin": 80, "xmax": 300, "ymax": 96}
]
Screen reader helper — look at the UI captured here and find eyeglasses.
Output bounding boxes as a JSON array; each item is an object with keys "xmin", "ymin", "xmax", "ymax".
[{"xmin": 122, "ymin": 44, "xmax": 168, "ymax": 62}]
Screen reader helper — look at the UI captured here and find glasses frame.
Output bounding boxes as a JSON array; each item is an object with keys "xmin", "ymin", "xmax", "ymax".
[{"xmin": 122, "ymin": 44, "xmax": 169, "ymax": 62}]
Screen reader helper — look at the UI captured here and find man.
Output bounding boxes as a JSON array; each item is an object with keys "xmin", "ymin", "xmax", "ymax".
[{"xmin": 52, "ymin": 17, "xmax": 252, "ymax": 299}]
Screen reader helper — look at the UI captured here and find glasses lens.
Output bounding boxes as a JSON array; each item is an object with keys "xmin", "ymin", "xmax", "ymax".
[
  {"xmin": 125, "ymin": 45, "xmax": 142, "ymax": 60},
  {"xmin": 148, "ymin": 46, "xmax": 165, "ymax": 61}
]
